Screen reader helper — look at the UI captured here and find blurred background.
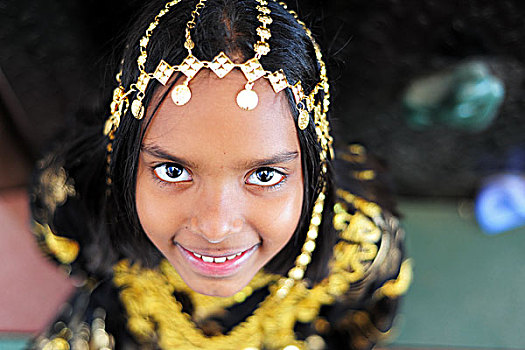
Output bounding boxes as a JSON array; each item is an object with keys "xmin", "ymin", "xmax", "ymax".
[{"xmin": 0, "ymin": 0, "xmax": 524, "ymax": 348}]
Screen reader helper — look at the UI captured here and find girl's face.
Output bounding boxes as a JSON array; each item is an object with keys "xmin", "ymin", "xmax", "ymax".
[{"xmin": 136, "ymin": 71, "xmax": 304, "ymax": 297}]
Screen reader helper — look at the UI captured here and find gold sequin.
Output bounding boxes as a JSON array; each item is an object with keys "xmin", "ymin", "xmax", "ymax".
[
  {"xmin": 257, "ymin": 14, "xmax": 273, "ymax": 25},
  {"xmin": 268, "ymin": 70, "xmax": 288, "ymax": 93},
  {"xmin": 33, "ymin": 221, "xmax": 79, "ymax": 264},
  {"xmin": 136, "ymin": 71, "xmax": 150, "ymax": 92},
  {"xmin": 236, "ymin": 88, "xmax": 259, "ymax": 111},
  {"xmin": 131, "ymin": 99, "xmax": 144, "ymax": 120},
  {"xmin": 254, "ymin": 41, "xmax": 270, "ymax": 56},
  {"xmin": 153, "ymin": 60, "xmax": 175, "ymax": 85},
  {"xmin": 291, "ymin": 81, "xmax": 305, "ymax": 104},
  {"xmin": 179, "ymin": 54, "xmax": 204, "ymax": 79},
  {"xmin": 171, "ymin": 83, "xmax": 192, "ymax": 106},
  {"xmin": 240, "ymin": 58, "xmax": 266, "ymax": 82},
  {"xmin": 256, "ymin": 26, "xmax": 271, "ymax": 40},
  {"xmin": 209, "ymin": 52, "xmax": 235, "ymax": 78}
]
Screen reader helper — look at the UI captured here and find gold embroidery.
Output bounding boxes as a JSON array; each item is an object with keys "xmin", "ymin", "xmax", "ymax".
[
  {"xmin": 374, "ymin": 259, "xmax": 413, "ymax": 299},
  {"xmin": 351, "ymin": 170, "xmax": 376, "ymax": 181},
  {"xmin": 42, "ymin": 337, "xmax": 69, "ymax": 350},
  {"xmin": 35, "ymin": 163, "xmax": 76, "ymax": 216},
  {"xmin": 159, "ymin": 260, "xmax": 280, "ymax": 321},
  {"xmin": 113, "ymin": 193, "xmax": 404, "ymax": 349},
  {"xmin": 36, "ymin": 308, "xmax": 114, "ymax": 350},
  {"xmin": 33, "ymin": 221, "xmax": 79, "ymax": 265}
]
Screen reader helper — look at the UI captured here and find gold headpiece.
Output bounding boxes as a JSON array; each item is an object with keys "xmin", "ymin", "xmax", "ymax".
[{"xmin": 103, "ymin": 0, "xmax": 334, "ymax": 297}]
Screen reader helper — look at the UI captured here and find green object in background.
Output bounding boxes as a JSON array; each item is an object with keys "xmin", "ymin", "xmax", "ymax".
[
  {"xmin": 403, "ymin": 61, "xmax": 505, "ymax": 132},
  {"xmin": 391, "ymin": 200, "xmax": 525, "ymax": 349}
]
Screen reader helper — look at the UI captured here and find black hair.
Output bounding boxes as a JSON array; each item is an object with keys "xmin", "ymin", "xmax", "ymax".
[{"xmin": 37, "ymin": 0, "xmax": 337, "ymax": 284}]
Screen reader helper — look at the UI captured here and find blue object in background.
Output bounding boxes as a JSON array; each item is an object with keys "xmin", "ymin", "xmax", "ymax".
[{"xmin": 475, "ymin": 174, "xmax": 525, "ymax": 234}]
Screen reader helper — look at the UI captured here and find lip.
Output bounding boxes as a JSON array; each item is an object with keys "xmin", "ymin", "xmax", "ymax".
[{"xmin": 176, "ymin": 244, "xmax": 259, "ymax": 277}]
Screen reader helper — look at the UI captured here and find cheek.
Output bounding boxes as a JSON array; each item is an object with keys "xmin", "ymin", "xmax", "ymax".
[
  {"xmin": 250, "ymin": 178, "xmax": 304, "ymax": 248},
  {"xmin": 135, "ymin": 165, "xmax": 180, "ymax": 246}
]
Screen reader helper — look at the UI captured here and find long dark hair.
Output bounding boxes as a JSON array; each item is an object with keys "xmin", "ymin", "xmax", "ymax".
[{"xmin": 38, "ymin": 0, "xmax": 337, "ymax": 284}]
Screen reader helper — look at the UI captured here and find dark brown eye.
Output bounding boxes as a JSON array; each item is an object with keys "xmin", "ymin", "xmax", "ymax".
[
  {"xmin": 256, "ymin": 169, "xmax": 274, "ymax": 182},
  {"xmin": 246, "ymin": 167, "xmax": 285, "ymax": 187},
  {"xmin": 165, "ymin": 165, "xmax": 183, "ymax": 178},
  {"xmin": 154, "ymin": 164, "xmax": 191, "ymax": 183}
]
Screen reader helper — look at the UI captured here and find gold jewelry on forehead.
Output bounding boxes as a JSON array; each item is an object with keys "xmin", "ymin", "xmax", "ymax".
[
  {"xmin": 103, "ymin": 0, "xmax": 334, "ymax": 297},
  {"xmin": 103, "ymin": 0, "xmax": 333, "ymax": 184},
  {"xmin": 104, "ymin": 1, "xmax": 332, "ymax": 147}
]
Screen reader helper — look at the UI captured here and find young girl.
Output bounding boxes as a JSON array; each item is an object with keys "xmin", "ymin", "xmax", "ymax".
[{"xmin": 30, "ymin": 0, "xmax": 411, "ymax": 349}]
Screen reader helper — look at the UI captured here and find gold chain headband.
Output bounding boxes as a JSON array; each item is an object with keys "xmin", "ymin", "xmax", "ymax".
[
  {"xmin": 103, "ymin": 0, "xmax": 334, "ymax": 296},
  {"xmin": 103, "ymin": 0, "xmax": 332, "ymax": 155}
]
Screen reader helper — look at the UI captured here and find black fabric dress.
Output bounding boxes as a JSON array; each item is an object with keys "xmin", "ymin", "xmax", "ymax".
[{"xmin": 28, "ymin": 147, "xmax": 411, "ymax": 350}]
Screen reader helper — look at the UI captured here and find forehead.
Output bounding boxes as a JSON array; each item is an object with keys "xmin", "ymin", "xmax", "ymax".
[{"xmin": 143, "ymin": 70, "xmax": 299, "ymax": 165}]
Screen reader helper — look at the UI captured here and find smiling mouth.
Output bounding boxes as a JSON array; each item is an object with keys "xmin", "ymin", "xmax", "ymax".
[
  {"xmin": 175, "ymin": 244, "xmax": 259, "ymax": 277},
  {"xmin": 190, "ymin": 250, "xmax": 243, "ymax": 263}
]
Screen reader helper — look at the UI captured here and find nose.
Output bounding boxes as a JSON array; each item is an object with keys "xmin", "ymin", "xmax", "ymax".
[{"xmin": 190, "ymin": 183, "xmax": 244, "ymax": 243}]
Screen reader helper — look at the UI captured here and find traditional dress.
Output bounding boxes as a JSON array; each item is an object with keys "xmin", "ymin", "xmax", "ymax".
[{"xmin": 29, "ymin": 150, "xmax": 411, "ymax": 350}]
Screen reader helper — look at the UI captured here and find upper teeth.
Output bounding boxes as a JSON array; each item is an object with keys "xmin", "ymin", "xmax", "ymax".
[{"xmin": 192, "ymin": 251, "xmax": 242, "ymax": 263}]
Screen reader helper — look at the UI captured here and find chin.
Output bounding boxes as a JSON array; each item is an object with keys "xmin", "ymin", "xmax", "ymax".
[{"xmin": 187, "ymin": 276, "xmax": 250, "ymax": 297}]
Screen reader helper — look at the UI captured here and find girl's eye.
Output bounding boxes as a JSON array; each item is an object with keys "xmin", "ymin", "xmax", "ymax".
[
  {"xmin": 246, "ymin": 168, "xmax": 285, "ymax": 187},
  {"xmin": 153, "ymin": 164, "xmax": 192, "ymax": 183}
]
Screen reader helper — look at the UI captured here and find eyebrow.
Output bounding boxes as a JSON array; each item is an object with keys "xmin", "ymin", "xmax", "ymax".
[
  {"xmin": 141, "ymin": 144, "xmax": 299, "ymax": 169},
  {"xmin": 141, "ymin": 144, "xmax": 198, "ymax": 169},
  {"xmin": 240, "ymin": 151, "xmax": 299, "ymax": 169}
]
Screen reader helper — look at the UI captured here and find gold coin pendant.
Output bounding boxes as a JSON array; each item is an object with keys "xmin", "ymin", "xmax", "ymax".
[
  {"xmin": 298, "ymin": 109, "xmax": 309, "ymax": 130},
  {"xmin": 171, "ymin": 84, "xmax": 192, "ymax": 106},
  {"xmin": 131, "ymin": 100, "xmax": 144, "ymax": 120},
  {"xmin": 236, "ymin": 89, "xmax": 259, "ymax": 111}
]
